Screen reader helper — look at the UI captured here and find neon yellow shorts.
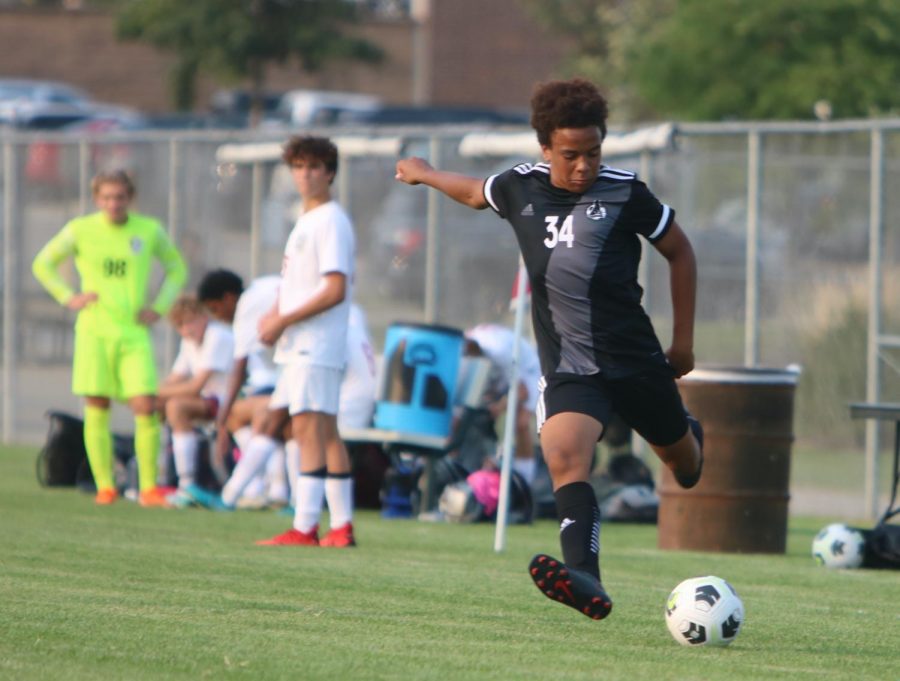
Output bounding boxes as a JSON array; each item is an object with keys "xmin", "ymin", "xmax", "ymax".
[{"xmin": 72, "ymin": 327, "xmax": 158, "ymax": 400}]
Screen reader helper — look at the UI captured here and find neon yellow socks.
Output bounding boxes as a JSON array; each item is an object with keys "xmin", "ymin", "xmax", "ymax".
[
  {"xmin": 83, "ymin": 405, "xmax": 114, "ymax": 491},
  {"xmin": 134, "ymin": 413, "xmax": 161, "ymax": 492}
]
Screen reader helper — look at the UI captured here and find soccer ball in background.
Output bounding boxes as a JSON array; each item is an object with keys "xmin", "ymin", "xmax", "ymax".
[
  {"xmin": 812, "ymin": 523, "xmax": 866, "ymax": 569},
  {"xmin": 665, "ymin": 576, "xmax": 744, "ymax": 647}
]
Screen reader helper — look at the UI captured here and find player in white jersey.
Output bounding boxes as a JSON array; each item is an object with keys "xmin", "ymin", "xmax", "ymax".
[
  {"xmin": 339, "ymin": 304, "xmax": 377, "ymax": 431},
  {"xmin": 159, "ymin": 295, "xmax": 234, "ymax": 493},
  {"xmin": 188, "ymin": 271, "xmax": 377, "ymax": 515},
  {"xmin": 191, "ymin": 269, "xmax": 290, "ymax": 508},
  {"xmin": 464, "ymin": 323, "xmax": 541, "ymax": 484},
  {"xmin": 256, "ymin": 135, "xmax": 358, "ymax": 548}
]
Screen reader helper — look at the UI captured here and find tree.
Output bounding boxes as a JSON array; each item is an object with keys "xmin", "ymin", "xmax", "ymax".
[
  {"xmin": 522, "ymin": 0, "xmax": 900, "ymax": 121},
  {"xmin": 628, "ymin": 0, "xmax": 900, "ymax": 120},
  {"xmin": 111, "ymin": 0, "xmax": 383, "ymax": 119},
  {"xmin": 518, "ymin": 0, "xmax": 673, "ymax": 122}
]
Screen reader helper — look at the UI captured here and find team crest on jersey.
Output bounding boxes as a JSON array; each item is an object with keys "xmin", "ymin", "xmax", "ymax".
[
  {"xmin": 586, "ymin": 200, "xmax": 607, "ymax": 221},
  {"xmin": 130, "ymin": 237, "xmax": 144, "ymax": 253}
]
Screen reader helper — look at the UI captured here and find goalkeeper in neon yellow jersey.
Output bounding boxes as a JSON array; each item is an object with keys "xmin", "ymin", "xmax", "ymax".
[{"xmin": 32, "ymin": 170, "xmax": 188, "ymax": 508}]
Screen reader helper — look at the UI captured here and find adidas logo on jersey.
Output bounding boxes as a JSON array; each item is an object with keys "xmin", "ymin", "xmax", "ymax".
[
  {"xmin": 520, "ymin": 203, "xmax": 534, "ymax": 216},
  {"xmin": 586, "ymin": 200, "xmax": 606, "ymax": 221}
]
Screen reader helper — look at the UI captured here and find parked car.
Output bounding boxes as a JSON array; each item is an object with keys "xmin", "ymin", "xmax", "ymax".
[
  {"xmin": 0, "ymin": 78, "xmax": 94, "ymax": 125},
  {"xmin": 339, "ymin": 105, "xmax": 528, "ymax": 127},
  {"xmin": 210, "ymin": 88, "xmax": 284, "ymax": 125},
  {"xmin": 265, "ymin": 89, "xmax": 382, "ymax": 127}
]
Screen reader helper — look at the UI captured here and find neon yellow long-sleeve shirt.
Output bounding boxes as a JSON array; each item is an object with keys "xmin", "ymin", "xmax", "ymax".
[{"xmin": 32, "ymin": 211, "xmax": 188, "ymax": 335}]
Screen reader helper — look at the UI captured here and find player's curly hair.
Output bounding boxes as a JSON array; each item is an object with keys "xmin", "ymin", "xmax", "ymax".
[
  {"xmin": 282, "ymin": 135, "xmax": 339, "ymax": 179},
  {"xmin": 530, "ymin": 78, "xmax": 609, "ymax": 147},
  {"xmin": 197, "ymin": 269, "xmax": 244, "ymax": 303}
]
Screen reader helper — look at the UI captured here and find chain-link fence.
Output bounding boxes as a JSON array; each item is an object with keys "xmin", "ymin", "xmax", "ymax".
[{"xmin": 3, "ymin": 120, "xmax": 900, "ymax": 515}]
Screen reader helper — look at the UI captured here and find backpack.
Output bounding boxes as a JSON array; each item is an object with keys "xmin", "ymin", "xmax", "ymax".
[
  {"xmin": 590, "ymin": 453, "xmax": 659, "ymax": 524},
  {"xmin": 861, "ymin": 522, "xmax": 900, "ymax": 569},
  {"xmin": 439, "ymin": 469, "xmax": 533, "ymax": 524},
  {"xmin": 36, "ymin": 410, "xmax": 136, "ymax": 492},
  {"xmin": 36, "ymin": 411, "xmax": 88, "ymax": 487}
]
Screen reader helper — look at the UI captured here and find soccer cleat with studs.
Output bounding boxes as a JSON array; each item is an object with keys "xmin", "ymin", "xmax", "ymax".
[
  {"xmin": 138, "ymin": 487, "xmax": 172, "ymax": 508},
  {"xmin": 528, "ymin": 553, "xmax": 613, "ymax": 621},
  {"xmin": 320, "ymin": 522, "xmax": 356, "ymax": 548},
  {"xmin": 256, "ymin": 526, "xmax": 319, "ymax": 546},
  {"xmin": 183, "ymin": 483, "xmax": 234, "ymax": 512},
  {"xmin": 94, "ymin": 488, "xmax": 118, "ymax": 505}
]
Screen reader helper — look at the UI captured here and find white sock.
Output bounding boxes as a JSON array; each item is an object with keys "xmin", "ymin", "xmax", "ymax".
[
  {"xmin": 222, "ymin": 435, "xmax": 278, "ymax": 506},
  {"xmin": 513, "ymin": 457, "xmax": 537, "ymax": 485},
  {"xmin": 293, "ymin": 473, "xmax": 326, "ymax": 533},
  {"xmin": 285, "ymin": 440, "xmax": 301, "ymax": 505},
  {"xmin": 325, "ymin": 475, "xmax": 354, "ymax": 529},
  {"xmin": 266, "ymin": 445, "xmax": 289, "ymax": 504},
  {"xmin": 243, "ymin": 475, "xmax": 266, "ymax": 499},
  {"xmin": 172, "ymin": 431, "xmax": 198, "ymax": 488},
  {"xmin": 233, "ymin": 426, "xmax": 253, "ymax": 455}
]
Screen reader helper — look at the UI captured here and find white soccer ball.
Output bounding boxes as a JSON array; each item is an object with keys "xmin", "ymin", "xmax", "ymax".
[
  {"xmin": 812, "ymin": 523, "xmax": 865, "ymax": 569},
  {"xmin": 665, "ymin": 576, "xmax": 744, "ymax": 647}
]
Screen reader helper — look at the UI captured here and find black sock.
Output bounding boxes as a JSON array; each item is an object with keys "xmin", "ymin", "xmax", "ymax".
[{"xmin": 554, "ymin": 481, "xmax": 601, "ymax": 581}]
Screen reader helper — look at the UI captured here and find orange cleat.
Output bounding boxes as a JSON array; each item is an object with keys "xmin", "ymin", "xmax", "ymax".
[
  {"xmin": 94, "ymin": 488, "xmax": 118, "ymax": 505},
  {"xmin": 256, "ymin": 526, "xmax": 319, "ymax": 546},
  {"xmin": 320, "ymin": 522, "xmax": 356, "ymax": 548},
  {"xmin": 138, "ymin": 487, "xmax": 172, "ymax": 508}
]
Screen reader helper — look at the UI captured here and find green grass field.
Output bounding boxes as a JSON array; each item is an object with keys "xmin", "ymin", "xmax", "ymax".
[{"xmin": 2, "ymin": 445, "xmax": 898, "ymax": 681}]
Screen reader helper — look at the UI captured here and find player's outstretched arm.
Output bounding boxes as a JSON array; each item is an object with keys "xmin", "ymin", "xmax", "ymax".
[{"xmin": 396, "ymin": 157, "xmax": 489, "ymax": 210}]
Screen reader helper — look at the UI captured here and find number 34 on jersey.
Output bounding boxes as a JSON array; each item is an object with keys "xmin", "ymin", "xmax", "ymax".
[{"xmin": 543, "ymin": 215, "xmax": 574, "ymax": 249}]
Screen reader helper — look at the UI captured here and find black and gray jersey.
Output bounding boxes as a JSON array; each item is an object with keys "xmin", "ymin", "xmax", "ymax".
[{"xmin": 483, "ymin": 162, "xmax": 674, "ymax": 378}]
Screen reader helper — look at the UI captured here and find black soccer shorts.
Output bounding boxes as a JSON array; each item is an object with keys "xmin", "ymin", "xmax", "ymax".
[{"xmin": 536, "ymin": 367, "xmax": 689, "ymax": 447}]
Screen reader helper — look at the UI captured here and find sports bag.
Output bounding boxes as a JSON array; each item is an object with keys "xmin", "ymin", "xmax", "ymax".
[
  {"xmin": 861, "ymin": 522, "xmax": 900, "ymax": 569},
  {"xmin": 36, "ymin": 411, "xmax": 87, "ymax": 486},
  {"xmin": 36, "ymin": 410, "xmax": 136, "ymax": 490}
]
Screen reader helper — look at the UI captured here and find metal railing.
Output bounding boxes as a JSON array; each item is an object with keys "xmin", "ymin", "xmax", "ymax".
[{"xmin": 3, "ymin": 118, "xmax": 899, "ymax": 517}]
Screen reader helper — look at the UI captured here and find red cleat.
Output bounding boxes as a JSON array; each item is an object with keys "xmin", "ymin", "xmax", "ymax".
[
  {"xmin": 320, "ymin": 522, "xmax": 356, "ymax": 548},
  {"xmin": 138, "ymin": 487, "xmax": 172, "ymax": 508},
  {"xmin": 94, "ymin": 488, "xmax": 118, "ymax": 505},
  {"xmin": 256, "ymin": 526, "xmax": 319, "ymax": 546}
]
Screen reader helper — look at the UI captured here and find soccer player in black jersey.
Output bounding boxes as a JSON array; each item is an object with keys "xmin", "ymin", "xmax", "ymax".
[{"xmin": 395, "ymin": 78, "xmax": 703, "ymax": 621}]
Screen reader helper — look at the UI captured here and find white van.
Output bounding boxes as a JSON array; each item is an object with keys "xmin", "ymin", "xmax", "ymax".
[{"xmin": 270, "ymin": 89, "xmax": 381, "ymax": 127}]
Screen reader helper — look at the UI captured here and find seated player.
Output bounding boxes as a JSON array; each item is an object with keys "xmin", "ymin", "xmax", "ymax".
[
  {"xmin": 158, "ymin": 294, "xmax": 234, "ymax": 499},
  {"xmin": 188, "ymin": 302, "xmax": 377, "ymax": 513},
  {"xmin": 194, "ymin": 269, "xmax": 288, "ymax": 508},
  {"xmin": 464, "ymin": 323, "xmax": 542, "ymax": 485}
]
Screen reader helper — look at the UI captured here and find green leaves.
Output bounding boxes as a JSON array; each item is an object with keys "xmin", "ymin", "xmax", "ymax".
[
  {"xmin": 521, "ymin": 0, "xmax": 900, "ymax": 121},
  {"xmin": 111, "ymin": 0, "xmax": 383, "ymax": 112}
]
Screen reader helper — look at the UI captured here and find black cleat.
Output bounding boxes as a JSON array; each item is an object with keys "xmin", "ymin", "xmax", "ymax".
[
  {"xmin": 674, "ymin": 415, "xmax": 704, "ymax": 489},
  {"xmin": 528, "ymin": 554, "xmax": 613, "ymax": 621}
]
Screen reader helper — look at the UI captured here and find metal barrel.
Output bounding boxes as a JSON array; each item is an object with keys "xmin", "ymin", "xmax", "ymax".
[{"xmin": 658, "ymin": 366, "xmax": 800, "ymax": 553}]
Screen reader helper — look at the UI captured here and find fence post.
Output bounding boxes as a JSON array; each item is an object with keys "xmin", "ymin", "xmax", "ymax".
[
  {"xmin": 78, "ymin": 139, "xmax": 90, "ymax": 216},
  {"xmin": 2, "ymin": 141, "xmax": 17, "ymax": 444},
  {"xmin": 424, "ymin": 135, "xmax": 441, "ymax": 323},
  {"xmin": 250, "ymin": 161, "xmax": 263, "ymax": 279},
  {"xmin": 744, "ymin": 129, "xmax": 762, "ymax": 368},
  {"xmin": 865, "ymin": 127, "xmax": 884, "ymax": 520},
  {"xmin": 164, "ymin": 138, "xmax": 180, "ymax": 370}
]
